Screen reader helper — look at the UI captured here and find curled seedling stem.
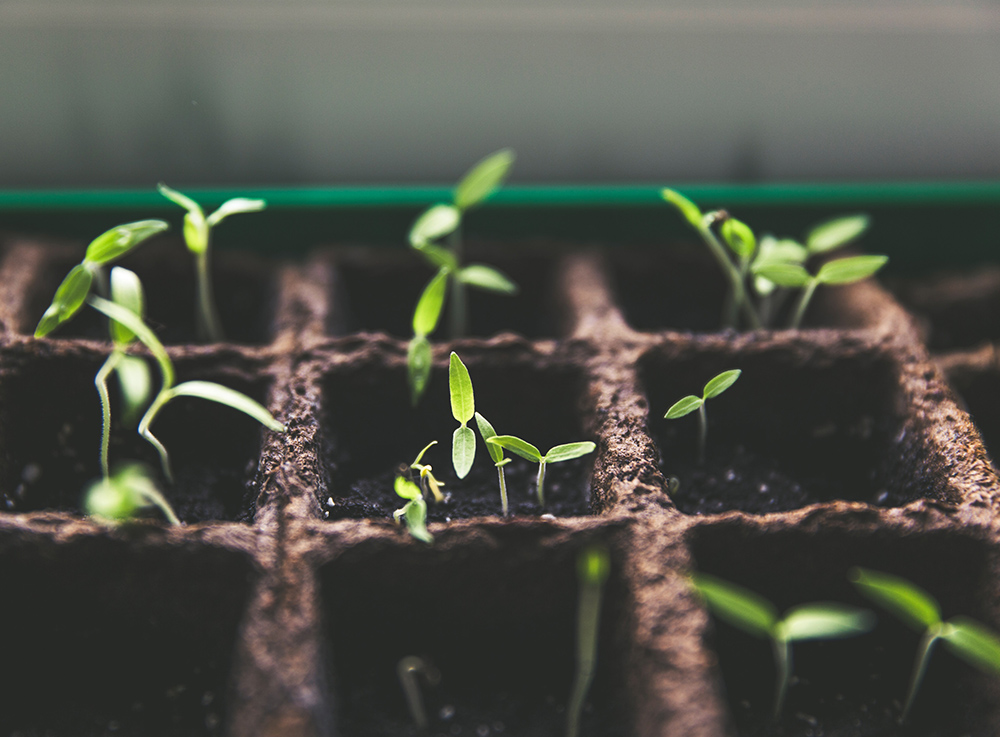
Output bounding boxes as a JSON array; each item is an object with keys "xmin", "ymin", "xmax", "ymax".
[
  {"xmin": 397, "ymin": 655, "xmax": 440, "ymax": 729},
  {"xmin": 409, "ymin": 440, "xmax": 445, "ymax": 503},
  {"xmin": 664, "ymin": 369, "xmax": 741, "ymax": 465},
  {"xmin": 567, "ymin": 545, "xmax": 611, "ymax": 737}
]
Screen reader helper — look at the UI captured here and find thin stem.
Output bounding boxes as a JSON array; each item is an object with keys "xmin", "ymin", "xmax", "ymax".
[
  {"xmin": 138, "ymin": 391, "xmax": 174, "ymax": 482},
  {"xmin": 138, "ymin": 486, "xmax": 181, "ymax": 525},
  {"xmin": 498, "ymin": 464, "xmax": 509, "ymax": 517},
  {"xmin": 195, "ymin": 249, "xmax": 224, "ymax": 342},
  {"xmin": 536, "ymin": 460, "xmax": 547, "ymax": 507},
  {"xmin": 901, "ymin": 627, "xmax": 940, "ymax": 723},
  {"xmin": 397, "ymin": 656, "xmax": 438, "ymax": 729},
  {"xmin": 567, "ymin": 576, "xmax": 604, "ymax": 737},
  {"xmin": 789, "ymin": 278, "xmax": 819, "ymax": 330},
  {"xmin": 448, "ymin": 223, "xmax": 466, "ymax": 339},
  {"xmin": 95, "ymin": 350, "xmax": 123, "ymax": 479},
  {"xmin": 697, "ymin": 403, "xmax": 708, "ymax": 465},
  {"xmin": 772, "ymin": 636, "xmax": 792, "ymax": 721},
  {"xmin": 698, "ymin": 225, "xmax": 761, "ymax": 330}
]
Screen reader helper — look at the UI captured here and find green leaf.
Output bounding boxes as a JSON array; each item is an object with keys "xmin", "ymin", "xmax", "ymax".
[
  {"xmin": 35, "ymin": 263, "xmax": 94, "ymax": 337},
  {"xmin": 665, "ymin": 395, "xmax": 702, "ymax": 419},
  {"xmin": 754, "ymin": 236, "xmax": 808, "ymax": 266},
  {"xmin": 166, "ymin": 380, "xmax": 286, "ymax": 432},
  {"xmin": 157, "ymin": 183, "xmax": 203, "ymax": 216},
  {"xmin": 182, "ymin": 211, "xmax": 209, "ymax": 255},
  {"xmin": 407, "ymin": 336, "xmax": 433, "ymax": 405},
  {"xmin": 752, "ymin": 262, "xmax": 811, "ymax": 288},
  {"xmin": 720, "ymin": 218, "xmax": 756, "ymax": 260},
  {"xmin": 395, "ymin": 476, "xmax": 422, "ymax": 501},
  {"xmin": 703, "ymin": 369, "xmax": 741, "ymax": 399},
  {"xmin": 578, "ymin": 546, "xmax": 611, "ymax": 585},
  {"xmin": 690, "ymin": 573, "xmax": 778, "ymax": 639},
  {"xmin": 816, "ymin": 255, "xmax": 888, "ymax": 285},
  {"xmin": 457, "ymin": 264, "xmax": 518, "ymax": 294},
  {"xmin": 449, "ymin": 352, "xmax": 475, "ymax": 423},
  {"xmin": 206, "ymin": 197, "xmax": 266, "ymax": 227},
  {"xmin": 941, "ymin": 617, "xmax": 1000, "ymax": 676},
  {"xmin": 410, "ymin": 204, "xmax": 461, "ymax": 247},
  {"xmin": 475, "ymin": 412, "xmax": 504, "ymax": 464},
  {"xmin": 849, "ymin": 568, "xmax": 942, "ymax": 631},
  {"xmin": 486, "ymin": 435, "xmax": 542, "ymax": 462},
  {"xmin": 413, "ymin": 269, "xmax": 449, "ymax": 337},
  {"xmin": 84, "ymin": 219, "xmax": 169, "ymax": 265},
  {"xmin": 454, "ymin": 148, "xmax": 515, "ymax": 210},
  {"xmin": 806, "ymin": 214, "xmax": 870, "ymax": 255},
  {"xmin": 84, "ymin": 475, "xmax": 141, "ymax": 522},
  {"xmin": 544, "ymin": 441, "xmax": 596, "ymax": 463},
  {"xmin": 662, "ymin": 189, "xmax": 703, "ymax": 229},
  {"xmin": 779, "ymin": 604, "xmax": 875, "ymax": 642},
  {"xmin": 452, "ymin": 425, "xmax": 476, "ymax": 479},
  {"xmin": 109, "ymin": 267, "xmax": 145, "ymax": 346},
  {"xmin": 88, "ymin": 296, "xmax": 174, "ymax": 388},
  {"xmin": 115, "ymin": 354, "xmax": 152, "ymax": 422},
  {"xmin": 414, "ymin": 243, "xmax": 459, "ymax": 272},
  {"xmin": 401, "ymin": 497, "xmax": 433, "ymax": 544}
]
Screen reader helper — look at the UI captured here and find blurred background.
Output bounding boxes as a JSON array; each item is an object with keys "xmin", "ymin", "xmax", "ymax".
[{"xmin": 3, "ymin": 0, "xmax": 1000, "ymax": 188}]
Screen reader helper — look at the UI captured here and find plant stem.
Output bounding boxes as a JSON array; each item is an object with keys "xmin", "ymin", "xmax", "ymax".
[
  {"xmin": 139, "ymin": 486, "xmax": 181, "ymax": 525},
  {"xmin": 498, "ymin": 464, "xmax": 509, "ymax": 517},
  {"xmin": 566, "ymin": 568, "xmax": 605, "ymax": 737},
  {"xmin": 772, "ymin": 636, "xmax": 792, "ymax": 720},
  {"xmin": 195, "ymin": 249, "xmax": 224, "ymax": 342},
  {"xmin": 448, "ymin": 223, "xmax": 466, "ymax": 339},
  {"xmin": 536, "ymin": 460, "xmax": 547, "ymax": 507},
  {"xmin": 139, "ymin": 391, "xmax": 174, "ymax": 482},
  {"xmin": 398, "ymin": 656, "xmax": 435, "ymax": 729},
  {"xmin": 789, "ymin": 278, "xmax": 819, "ymax": 329},
  {"xmin": 95, "ymin": 350, "xmax": 123, "ymax": 479},
  {"xmin": 697, "ymin": 224, "xmax": 761, "ymax": 330},
  {"xmin": 697, "ymin": 403, "xmax": 708, "ymax": 465},
  {"xmin": 901, "ymin": 627, "xmax": 940, "ymax": 723}
]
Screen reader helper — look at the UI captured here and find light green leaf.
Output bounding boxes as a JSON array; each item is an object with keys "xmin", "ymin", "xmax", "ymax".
[
  {"xmin": 454, "ymin": 148, "xmax": 515, "ymax": 210},
  {"xmin": 85, "ymin": 219, "xmax": 169, "ymax": 265},
  {"xmin": 849, "ymin": 568, "xmax": 942, "ymax": 631},
  {"xmin": 544, "ymin": 441, "xmax": 596, "ymax": 464},
  {"xmin": 206, "ymin": 197, "xmax": 266, "ymax": 227},
  {"xmin": 457, "ymin": 264, "xmax": 518, "ymax": 294},
  {"xmin": 413, "ymin": 269, "xmax": 449, "ymax": 337},
  {"xmin": 449, "ymin": 351, "xmax": 475, "ymax": 423},
  {"xmin": 779, "ymin": 604, "xmax": 875, "ymax": 642},
  {"xmin": 88, "ymin": 296, "xmax": 174, "ymax": 388},
  {"xmin": 35, "ymin": 263, "xmax": 94, "ymax": 337},
  {"xmin": 412, "ymin": 440, "xmax": 438, "ymax": 467},
  {"xmin": 475, "ymin": 412, "xmax": 504, "ymax": 464},
  {"xmin": 662, "ymin": 189, "xmax": 703, "ymax": 229},
  {"xmin": 395, "ymin": 476, "xmax": 422, "ymax": 501},
  {"xmin": 941, "ymin": 617, "xmax": 1000, "ymax": 676},
  {"xmin": 816, "ymin": 255, "xmax": 888, "ymax": 285},
  {"xmin": 407, "ymin": 336, "xmax": 433, "ymax": 405},
  {"xmin": 720, "ymin": 218, "xmax": 756, "ymax": 260},
  {"xmin": 754, "ymin": 236, "xmax": 808, "ymax": 266},
  {"xmin": 703, "ymin": 369, "xmax": 741, "ymax": 399},
  {"xmin": 182, "ymin": 211, "xmax": 209, "ymax": 255},
  {"xmin": 409, "ymin": 204, "xmax": 461, "ymax": 247},
  {"xmin": 157, "ymin": 183, "xmax": 203, "ymax": 216},
  {"xmin": 84, "ymin": 475, "xmax": 141, "ymax": 522},
  {"xmin": 414, "ymin": 243, "xmax": 459, "ymax": 272},
  {"xmin": 166, "ymin": 380, "xmax": 286, "ymax": 432},
  {"xmin": 452, "ymin": 425, "xmax": 476, "ymax": 479},
  {"xmin": 401, "ymin": 497, "xmax": 433, "ymax": 544},
  {"xmin": 486, "ymin": 435, "xmax": 542, "ymax": 463},
  {"xmin": 109, "ymin": 267, "xmax": 145, "ymax": 346},
  {"xmin": 806, "ymin": 214, "xmax": 870, "ymax": 255},
  {"xmin": 578, "ymin": 546, "xmax": 611, "ymax": 585},
  {"xmin": 665, "ymin": 395, "xmax": 703, "ymax": 419},
  {"xmin": 690, "ymin": 573, "xmax": 778, "ymax": 639},
  {"xmin": 752, "ymin": 262, "xmax": 812, "ymax": 288},
  {"xmin": 115, "ymin": 354, "xmax": 152, "ymax": 421}
]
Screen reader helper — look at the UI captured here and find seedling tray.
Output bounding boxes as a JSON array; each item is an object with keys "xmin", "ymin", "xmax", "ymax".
[{"xmin": 2, "ymin": 183, "xmax": 1000, "ymax": 737}]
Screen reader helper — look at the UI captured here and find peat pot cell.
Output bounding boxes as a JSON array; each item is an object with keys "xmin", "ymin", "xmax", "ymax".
[
  {"xmin": 688, "ymin": 523, "xmax": 1000, "ymax": 737},
  {"xmin": 321, "ymin": 359, "xmax": 595, "ymax": 521},
  {"xmin": 0, "ymin": 348, "xmax": 273, "ymax": 523},
  {"xmin": 328, "ymin": 247, "xmax": 562, "ymax": 339},
  {"xmin": 640, "ymin": 347, "xmax": 909, "ymax": 515},
  {"xmin": 0, "ymin": 535, "xmax": 253, "ymax": 736},
  {"xmin": 944, "ymin": 363, "xmax": 1000, "ymax": 467},
  {"xmin": 321, "ymin": 533, "xmax": 631, "ymax": 737},
  {"xmin": 25, "ymin": 240, "xmax": 277, "ymax": 345}
]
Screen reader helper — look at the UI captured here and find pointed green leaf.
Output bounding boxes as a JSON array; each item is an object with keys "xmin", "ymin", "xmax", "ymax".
[
  {"xmin": 452, "ymin": 425, "xmax": 476, "ymax": 479},
  {"xmin": 395, "ymin": 476, "xmax": 422, "ymax": 501},
  {"xmin": 543, "ymin": 441, "xmax": 596, "ymax": 463},
  {"xmin": 662, "ymin": 189, "xmax": 703, "ymax": 229},
  {"xmin": 941, "ymin": 617, "xmax": 1000, "ymax": 675},
  {"xmin": 85, "ymin": 219, "xmax": 169, "ymax": 265},
  {"xmin": 779, "ymin": 604, "xmax": 875, "ymax": 642},
  {"xmin": 35, "ymin": 263, "xmax": 94, "ymax": 337},
  {"xmin": 407, "ymin": 336, "xmax": 433, "ymax": 405},
  {"xmin": 115, "ymin": 354, "xmax": 152, "ymax": 421},
  {"xmin": 412, "ymin": 440, "xmax": 438, "ymax": 467},
  {"xmin": 454, "ymin": 148, "xmax": 515, "ymax": 210},
  {"xmin": 806, "ymin": 214, "xmax": 870, "ymax": 255},
  {"xmin": 157, "ymin": 183, "xmax": 204, "ymax": 216},
  {"xmin": 457, "ymin": 264, "xmax": 518, "ymax": 294},
  {"xmin": 449, "ymin": 352, "xmax": 475, "ymax": 423},
  {"xmin": 849, "ymin": 568, "xmax": 942, "ymax": 631},
  {"xmin": 486, "ymin": 435, "xmax": 542, "ymax": 462},
  {"xmin": 720, "ymin": 218, "xmax": 756, "ymax": 260},
  {"xmin": 816, "ymin": 255, "xmax": 888, "ymax": 285},
  {"xmin": 409, "ymin": 204, "xmax": 460, "ymax": 247},
  {"xmin": 665, "ymin": 395, "xmax": 703, "ymax": 419},
  {"xmin": 752, "ymin": 262, "xmax": 811, "ymax": 288},
  {"xmin": 413, "ymin": 269, "xmax": 449, "ymax": 337},
  {"xmin": 206, "ymin": 197, "xmax": 266, "ymax": 227},
  {"xmin": 754, "ymin": 235, "xmax": 808, "ymax": 266},
  {"xmin": 703, "ymin": 369, "xmax": 741, "ymax": 399},
  {"xmin": 109, "ymin": 267, "xmax": 145, "ymax": 346},
  {"xmin": 475, "ymin": 412, "xmax": 504, "ymax": 464},
  {"xmin": 166, "ymin": 380, "xmax": 286, "ymax": 432},
  {"xmin": 88, "ymin": 296, "xmax": 174, "ymax": 388},
  {"xmin": 182, "ymin": 211, "xmax": 209, "ymax": 255},
  {"xmin": 401, "ymin": 497, "xmax": 433, "ymax": 544},
  {"xmin": 690, "ymin": 573, "xmax": 778, "ymax": 639}
]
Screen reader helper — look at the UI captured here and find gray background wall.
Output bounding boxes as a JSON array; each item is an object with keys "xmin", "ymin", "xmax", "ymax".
[{"xmin": 3, "ymin": 1, "xmax": 1000, "ymax": 187}]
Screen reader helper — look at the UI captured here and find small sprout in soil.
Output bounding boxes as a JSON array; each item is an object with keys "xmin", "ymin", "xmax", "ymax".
[
  {"xmin": 393, "ymin": 476, "xmax": 433, "ymax": 544},
  {"xmin": 567, "ymin": 545, "xmax": 611, "ymax": 737},
  {"xmin": 408, "ymin": 440, "xmax": 445, "ymax": 503},
  {"xmin": 84, "ymin": 462, "xmax": 180, "ymax": 526},
  {"xmin": 158, "ymin": 183, "xmax": 266, "ymax": 342},
  {"xmin": 690, "ymin": 572, "xmax": 875, "ymax": 719},
  {"xmin": 485, "ymin": 435, "xmax": 596, "ymax": 508},
  {"xmin": 664, "ymin": 369, "xmax": 741, "ymax": 465},
  {"xmin": 849, "ymin": 567, "xmax": 1000, "ymax": 722},
  {"xmin": 475, "ymin": 411, "xmax": 512, "ymax": 516},
  {"xmin": 397, "ymin": 655, "xmax": 441, "ymax": 729},
  {"xmin": 449, "ymin": 352, "xmax": 477, "ymax": 479}
]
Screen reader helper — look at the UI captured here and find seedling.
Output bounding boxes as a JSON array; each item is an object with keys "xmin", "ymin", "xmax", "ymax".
[
  {"xmin": 664, "ymin": 369, "xmax": 741, "ymax": 465},
  {"xmin": 397, "ymin": 655, "xmax": 440, "ymax": 729},
  {"xmin": 850, "ymin": 567, "xmax": 1000, "ymax": 722},
  {"xmin": 84, "ymin": 462, "xmax": 180, "ymax": 526},
  {"xmin": 158, "ymin": 183, "xmax": 266, "ymax": 342},
  {"xmin": 485, "ymin": 435, "xmax": 596, "ymax": 508},
  {"xmin": 408, "ymin": 269, "xmax": 448, "ymax": 405},
  {"xmin": 690, "ymin": 572, "xmax": 875, "ymax": 719},
  {"xmin": 449, "ymin": 352, "xmax": 477, "ymax": 479},
  {"xmin": 393, "ymin": 476, "xmax": 433, "ymax": 544},
  {"xmin": 475, "ymin": 412, "xmax": 512, "ymax": 516},
  {"xmin": 408, "ymin": 440, "xmax": 445, "ymax": 503},
  {"xmin": 567, "ymin": 545, "xmax": 611, "ymax": 737}
]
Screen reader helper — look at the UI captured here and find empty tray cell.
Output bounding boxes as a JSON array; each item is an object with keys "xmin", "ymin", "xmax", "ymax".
[
  {"xmin": 639, "ymin": 342, "xmax": 913, "ymax": 514},
  {"xmin": 25, "ymin": 239, "xmax": 277, "ymax": 345},
  {"xmin": 0, "ymin": 344, "xmax": 276, "ymax": 523},
  {"xmin": 320, "ymin": 353, "xmax": 595, "ymax": 520},
  {"xmin": 891, "ymin": 268, "xmax": 1000, "ymax": 352},
  {"xmin": 320, "ymin": 529, "xmax": 632, "ymax": 737},
  {"xmin": 0, "ymin": 533, "xmax": 253, "ymax": 736},
  {"xmin": 327, "ymin": 245, "xmax": 563, "ymax": 339},
  {"xmin": 687, "ymin": 520, "xmax": 1000, "ymax": 736}
]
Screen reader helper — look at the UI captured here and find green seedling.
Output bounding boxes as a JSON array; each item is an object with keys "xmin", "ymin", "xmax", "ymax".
[
  {"xmin": 691, "ymin": 572, "xmax": 875, "ymax": 720},
  {"xmin": 84, "ymin": 462, "xmax": 180, "ymax": 526},
  {"xmin": 475, "ymin": 412, "xmax": 512, "ymax": 516},
  {"xmin": 397, "ymin": 655, "xmax": 441, "ymax": 729},
  {"xmin": 449, "ymin": 352, "xmax": 477, "ymax": 479},
  {"xmin": 393, "ymin": 476, "xmax": 433, "ymax": 544},
  {"xmin": 87, "ymin": 295, "xmax": 285, "ymax": 482},
  {"xmin": 567, "ymin": 545, "xmax": 611, "ymax": 737},
  {"xmin": 850, "ymin": 567, "xmax": 1000, "ymax": 722},
  {"xmin": 485, "ymin": 436, "xmax": 596, "ymax": 508},
  {"xmin": 158, "ymin": 183, "xmax": 266, "ymax": 342},
  {"xmin": 408, "ymin": 440, "xmax": 445, "ymax": 503},
  {"xmin": 664, "ymin": 369, "xmax": 741, "ymax": 465},
  {"xmin": 408, "ymin": 269, "xmax": 448, "ymax": 404},
  {"xmin": 35, "ymin": 219, "xmax": 169, "ymax": 338}
]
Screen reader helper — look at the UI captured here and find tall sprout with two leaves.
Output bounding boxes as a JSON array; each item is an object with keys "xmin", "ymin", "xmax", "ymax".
[
  {"xmin": 664, "ymin": 369, "xmax": 740, "ymax": 465},
  {"xmin": 486, "ymin": 436, "xmax": 596, "ymax": 508}
]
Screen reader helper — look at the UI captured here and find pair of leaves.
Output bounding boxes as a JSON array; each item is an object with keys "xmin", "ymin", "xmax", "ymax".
[
  {"xmin": 158, "ymin": 183, "xmax": 265, "ymax": 255},
  {"xmin": 450, "ymin": 352, "xmax": 477, "ymax": 478},
  {"xmin": 485, "ymin": 436, "xmax": 596, "ymax": 466},
  {"xmin": 394, "ymin": 477, "xmax": 433, "ymax": 544},
  {"xmin": 664, "ymin": 369, "xmax": 741, "ymax": 420},
  {"xmin": 753, "ymin": 254, "xmax": 888, "ymax": 289}
]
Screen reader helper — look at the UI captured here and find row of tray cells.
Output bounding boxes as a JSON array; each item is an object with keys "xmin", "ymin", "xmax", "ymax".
[{"xmin": 3, "ymin": 520, "xmax": 996, "ymax": 736}]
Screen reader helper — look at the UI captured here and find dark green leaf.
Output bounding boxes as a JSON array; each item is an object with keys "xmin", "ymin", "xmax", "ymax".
[
  {"xmin": 941, "ymin": 617, "xmax": 1000, "ymax": 676},
  {"xmin": 703, "ymin": 369, "xmax": 741, "ymax": 399},
  {"xmin": 458, "ymin": 264, "xmax": 518, "ymax": 294},
  {"xmin": 779, "ymin": 604, "xmax": 875, "ymax": 642},
  {"xmin": 167, "ymin": 381, "xmax": 286, "ymax": 432},
  {"xmin": 662, "ymin": 189, "xmax": 703, "ymax": 229},
  {"xmin": 721, "ymin": 218, "xmax": 756, "ymax": 260},
  {"xmin": 449, "ymin": 352, "xmax": 475, "ymax": 423},
  {"xmin": 408, "ymin": 336, "xmax": 433, "ymax": 405},
  {"xmin": 35, "ymin": 263, "xmax": 94, "ymax": 337},
  {"xmin": 665, "ymin": 395, "xmax": 702, "ymax": 419},
  {"xmin": 410, "ymin": 204, "xmax": 460, "ymax": 247},
  {"xmin": 690, "ymin": 573, "xmax": 778, "ymax": 638},
  {"xmin": 454, "ymin": 149, "xmax": 515, "ymax": 210},
  {"xmin": 486, "ymin": 435, "xmax": 542, "ymax": 462},
  {"xmin": 849, "ymin": 568, "xmax": 941, "ymax": 631},
  {"xmin": 475, "ymin": 412, "xmax": 504, "ymax": 464},
  {"xmin": 816, "ymin": 255, "xmax": 888, "ymax": 285},
  {"xmin": 109, "ymin": 267, "xmax": 145, "ymax": 346},
  {"xmin": 544, "ymin": 441, "xmax": 596, "ymax": 463},
  {"xmin": 806, "ymin": 214, "xmax": 870, "ymax": 255},
  {"xmin": 452, "ymin": 425, "xmax": 476, "ymax": 479},
  {"xmin": 85, "ymin": 219, "xmax": 169, "ymax": 264},
  {"xmin": 413, "ymin": 269, "xmax": 448, "ymax": 337},
  {"xmin": 752, "ymin": 262, "xmax": 811, "ymax": 288}
]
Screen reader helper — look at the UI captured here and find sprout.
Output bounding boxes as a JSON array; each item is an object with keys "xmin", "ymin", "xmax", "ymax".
[
  {"xmin": 393, "ymin": 476, "xmax": 433, "ymax": 544},
  {"xmin": 664, "ymin": 369, "xmax": 741, "ymax": 465},
  {"xmin": 408, "ymin": 440, "xmax": 445, "ymax": 504},
  {"xmin": 158, "ymin": 183, "xmax": 266, "ymax": 341},
  {"xmin": 485, "ymin": 435, "xmax": 596, "ymax": 508},
  {"xmin": 566, "ymin": 545, "xmax": 611, "ymax": 737},
  {"xmin": 850, "ymin": 567, "xmax": 1000, "ymax": 722},
  {"xmin": 691, "ymin": 572, "xmax": 875, "ymax": 719},
  {"xmin": 475, "ymin": 411, "xmax": 512, "ymax": 516},
  {"xmin": 397, "ymin": 656, "xmax": 440, "ymax": 729},
  {"xmin": 84, "ymin": 462, "xmax": 179, "ymax": 526}
]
